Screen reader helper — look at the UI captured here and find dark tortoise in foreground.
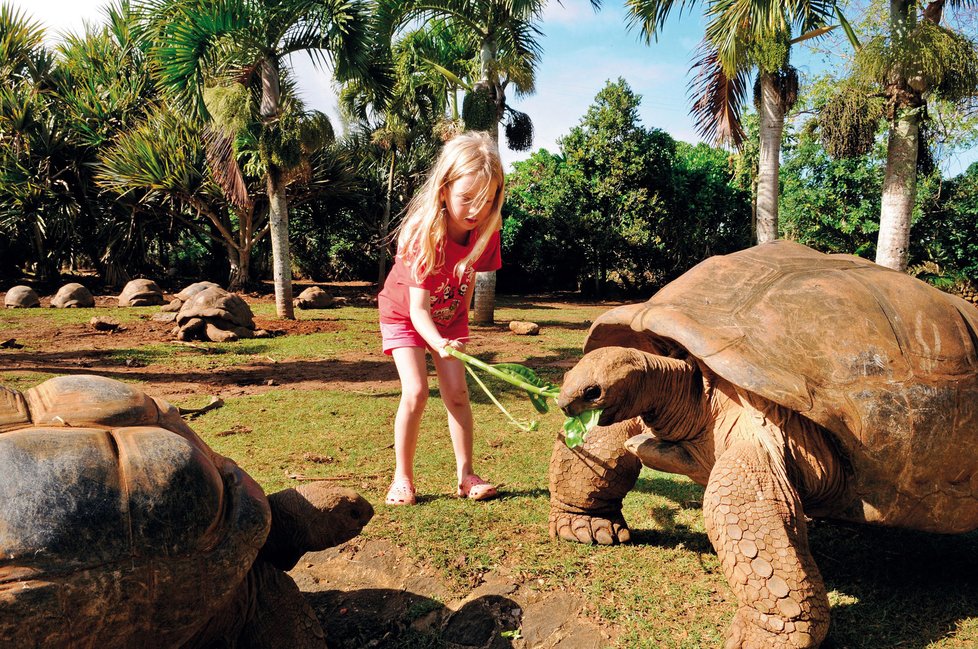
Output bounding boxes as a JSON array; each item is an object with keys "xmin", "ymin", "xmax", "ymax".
[{"xmin": 0, "ymin": 374, "xmax": 372, "ymax": 648}]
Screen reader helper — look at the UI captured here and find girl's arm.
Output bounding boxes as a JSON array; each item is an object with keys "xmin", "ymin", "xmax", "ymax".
[{"xmin": 408, "ymin": 287, "xmax": 459, "ymax": 358}]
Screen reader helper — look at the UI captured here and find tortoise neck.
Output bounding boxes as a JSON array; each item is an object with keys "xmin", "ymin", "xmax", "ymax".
[{"xmin": 635, "ymin": 351, "xmax": 707, "ymax": 441}]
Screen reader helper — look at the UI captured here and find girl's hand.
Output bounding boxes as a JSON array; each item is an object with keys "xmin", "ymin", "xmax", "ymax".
[{"xmin": 436, "ymin": 338, "xmax": 464, "ymax": 358}]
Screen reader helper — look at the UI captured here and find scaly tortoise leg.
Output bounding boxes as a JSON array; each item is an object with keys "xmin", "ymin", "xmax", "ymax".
[
  {"xmin": 238, "ymin": 562, "xmax": 329, "ymax": 649},
  {"xmin": 548, "ymin": 418, "xmax": 643, "ymax": 545},
  {"xmin": 704, "ymin": 441, "xmax": 829, "ymax": 649}
]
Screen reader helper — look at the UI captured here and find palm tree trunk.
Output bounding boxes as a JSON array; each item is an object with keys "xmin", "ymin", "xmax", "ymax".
[
  {"xmin": 756, "ymin": 72, "xmax": 784, "ymax": 244},
  {"xmin": 876, "ymin": 109, "xmax": 919, "ymax": 271},
  {"xmin": 876, "ymin": 0, "xmax": 919, "ymax": 271},
  {"xmin": 378, "ymin": 151, "xmax": 395, "ymax": 285},
  {"xmin": 472, "ymin": 41, "xmax": 500, "ymax": 325},
  {"xmin": 267, "ymin": 168, "xmax": 295, "ymax": 319}
]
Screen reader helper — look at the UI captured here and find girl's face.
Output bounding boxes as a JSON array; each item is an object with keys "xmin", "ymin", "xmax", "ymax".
[{"xmin": 442, "ymin": 173, "xmax": 498, "ymax": 244}]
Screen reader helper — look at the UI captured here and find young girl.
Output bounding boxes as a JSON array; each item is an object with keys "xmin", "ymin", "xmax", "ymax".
[{"xmin": 377, "ymin": 131, "xmax": 504, "ymax": 506}]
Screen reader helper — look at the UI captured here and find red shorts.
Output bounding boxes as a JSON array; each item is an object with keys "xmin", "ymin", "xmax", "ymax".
[{"xmin": 380, "ymin": 320, "xmax": 469, "ymax": 355}]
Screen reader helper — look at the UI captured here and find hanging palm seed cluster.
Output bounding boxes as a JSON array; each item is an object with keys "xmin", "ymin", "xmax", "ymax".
[
  {"xmin": 858, "ymin": 22, "xmax": 978, "ymax": 104},
  {"xmin": 259, "ymin": 116, "xmax": 304, "ymax": 169},
  {"xmin": 504, "ymin": 108, "xmax": 533, "ymax": 151},
  {"xmin": 818, "ymin": 86, "xmax": 884, "ymax": 159},
  {"xmin": 462, "ymin": 82, "xmax": 497, "ymax": 132},
  {"xmin": 203, "ymin": 83, "xmax": 251, "ymax": 134}
]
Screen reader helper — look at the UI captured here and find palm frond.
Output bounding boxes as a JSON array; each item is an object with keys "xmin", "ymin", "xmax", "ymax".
[
  {"xmin": 687, "ymin": 39, "xmax": 749, "ymax": 146},
  {"xmin": 0, "ymin": 3, "xmax": 48, "ymax": 79},
  {"xmin": 137, "ymin": 0, "xmax": 253, "ymax": 120},
  {"xmin": 625, "ymin": 0, "xmax": 702, "ymax": 43},
  {"xmin": 203, "ymin": 123, "xmax": 251, "ymax": 211}
]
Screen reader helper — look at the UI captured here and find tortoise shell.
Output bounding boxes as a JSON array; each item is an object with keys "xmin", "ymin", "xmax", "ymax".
[
  {"xmin": 118, "ymin": 278, "xmax": 165, "ymax": 307},
  {"xmin": 584, "ymin": 240, "xmax": 978, "ymax": 531},
  {"xmin": 0, "ymin": 375, "xmax": 270, "ymax": 647},
  {"xmin": 177, "ymin": 287, "xmax": 256, "ymax": 329},
  {"xmin": 175, "ymin": 281, "xmax": 221, "ymax": 303},
  {"xmin": 4, "ymin": 285, "xmax": 40, "ymax": 308},
  {"xmin": 50, "ymin": 283, "xmax": 95, "ymax": 308}
]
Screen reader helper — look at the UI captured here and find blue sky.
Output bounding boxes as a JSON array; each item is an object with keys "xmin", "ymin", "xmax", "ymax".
[{"xmin": 26, "ymin": 0, "xmax": 977, "ymax": 175}]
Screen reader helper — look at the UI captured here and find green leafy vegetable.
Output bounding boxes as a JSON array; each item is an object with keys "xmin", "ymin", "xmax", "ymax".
[{"xmin": 446, "ymin": 348, "xmax": 601, "ymax": 446}]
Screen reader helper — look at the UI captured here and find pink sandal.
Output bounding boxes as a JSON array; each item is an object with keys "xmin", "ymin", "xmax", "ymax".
[
  {"xmin": 385, "ymin": 478, "xmax": 416, "ymax": 506},
  {"xmin": 457, "ymin": 474, "xmax": 498, "ymax": 501}
]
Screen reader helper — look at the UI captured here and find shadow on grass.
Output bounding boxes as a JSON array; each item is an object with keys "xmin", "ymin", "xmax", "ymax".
[
  {"xmin": 412, "ymin": 488, "xmax": 549, "ymax": 505},
  {"xmin": 0, "ymin": 349, "xmax": 400, "ymax": 388},
  {"xmin": 811, "ymin": 523, "xmax": 978, "ymax": 649},
  {"xmin": 623, "ymin": 505, "xmax": 978, "ymax": 648},
  {"xmin": 308, "ymin": 588, "xmax": 521, "ymax": 649}
]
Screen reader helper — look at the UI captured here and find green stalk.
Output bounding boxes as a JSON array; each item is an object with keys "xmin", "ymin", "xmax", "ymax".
[
  {"xmin": 446, "ymin": 348, "xmax": 555, "ymax": 397},
  {"xmin": 462, "ymin": 364, "xmax": 535, "ymax": 432}
]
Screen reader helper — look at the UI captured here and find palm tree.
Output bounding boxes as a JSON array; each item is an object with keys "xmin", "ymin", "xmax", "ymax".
[
  {"xmin": 97, "ymin": 101, "xmax": 362, "ymax": 290},
  {"xmin": 378, "ymin": 0, "xmax": 546, "ymax": 324},
  {"xmin": 0, "ymin": 4, "xmax": 65, "ymax": 282},
  {"xmin": 135, "ymin": 0, "xmax": 380, "ymax": 318},
  {"xmin": 624, "ymin": 0, "xmax": 836, "ymax": 243},
  {"xmin": 341, "ymin": 20, "xmax": 470, "ymax": 284},
  {"xmin": 863, "ymin": 0, "xmax": 978, "ymax": 270}
]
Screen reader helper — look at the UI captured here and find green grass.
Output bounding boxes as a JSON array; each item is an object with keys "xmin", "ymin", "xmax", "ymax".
[{"xmin": 4, "ymin": 295, "xmax": 978, "ymax": 647}]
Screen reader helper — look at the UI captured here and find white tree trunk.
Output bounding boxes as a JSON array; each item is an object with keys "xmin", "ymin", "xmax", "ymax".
[
  {"xmin": 876, "ymin": 112, "xmax": 919, "ymax": 271},
  {"xmin": 378, "ymin": 152, "xmax": 395, "ymax": 285},
  {"xmin": 267, "ymin": 170, "xmax": 295, "ymax": 319},
  {"xmin": 756, "ymin": 72, "xmax": 785, "ymax": 244},
  {"xmin": 471, "ymin": 43, "xmax": 501, "ymax": 324}
]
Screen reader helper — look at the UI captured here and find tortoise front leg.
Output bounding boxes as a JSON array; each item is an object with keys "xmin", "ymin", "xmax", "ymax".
[
  {"xmin": 548, "ymin": 419, "xmax": 643, "ymax": 545},
  {"xmin": 704, "ymin": 441, "xmax": 829, "ymax": 649},
  {"xmin": 238, "ymin": 562, "xmax": 328, "ymax": 649}
]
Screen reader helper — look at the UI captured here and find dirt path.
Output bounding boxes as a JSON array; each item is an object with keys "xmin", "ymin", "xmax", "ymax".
[{"xmin": 296, "ymin": 538, "xmax": 611, "ymax": 648}]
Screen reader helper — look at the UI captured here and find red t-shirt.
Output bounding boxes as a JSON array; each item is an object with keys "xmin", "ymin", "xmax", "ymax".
[{"xmin": 378, "ymin": 231, "xmax": 502, "ymax": 329}]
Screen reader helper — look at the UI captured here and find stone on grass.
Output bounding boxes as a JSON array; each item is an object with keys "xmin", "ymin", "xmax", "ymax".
[
  {"xmin": 89, "ymin": 316, "xmax": 122, "ymax": 332},
  {"xmin": 509, "ymin": 320, "xmax": 540, "ymax": 335}
]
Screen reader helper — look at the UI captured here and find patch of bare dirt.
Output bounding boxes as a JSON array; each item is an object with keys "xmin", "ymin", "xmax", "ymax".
[{"xmin": 2, "ymin": 286, "xmax": 609, "ymax": 404}]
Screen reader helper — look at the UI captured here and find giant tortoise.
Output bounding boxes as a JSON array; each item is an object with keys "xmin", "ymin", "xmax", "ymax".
[
  {"xmin": 0, "ymin": 374, "xmax": 372, "ymax": 648},
  {"xmin": 4, "ymin": 285, "xmax": 40, "ymax": 308},
  {"xmin": 50, "ymin": 282, "xmax": 94, "ymax": 308},
  {"xmin": 118, "ymin": 278, "xmax": 165, "ymax": 307},
  {"xmin": 552, "ymin": 240, "xmax": 978, "ymax": 648}
]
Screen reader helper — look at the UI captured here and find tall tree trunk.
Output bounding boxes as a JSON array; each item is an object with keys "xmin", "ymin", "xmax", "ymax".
[
  {"xmin": 378, "ymin": 151, "xmax": 395, "ymax": 285},
  {"xmin": 755, "ymin": 72, "xmax": 785, "ymax": 244},
  {"xmin": 876, "ymin": 109, "xmax": 920, "ymax": 271},
  {"xmin": 876, "ymin": 0, "xmax": 920, "ymax": 271},
  {"xmin": 267, "ymin": 168, "xmax": 295, "ymax": 319},
  {"xmin": 472, "ymin": 40, "xmax": 499, "ymax": 325},
  {"xmin": 227, "ymin": 242, "xmax": 251, "ymax": 292}
]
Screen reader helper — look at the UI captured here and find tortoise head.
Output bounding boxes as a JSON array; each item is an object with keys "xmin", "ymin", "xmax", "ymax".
[
  {"xmin": 259, "ymin": 482, "xmax": 373, "ymax": 571},
  {"xmin": 557, "ymin": 347, "xmax": 704, "ymax": 438},
  {"xmin": 557, "ymin": 347, "xmax": 658, "ymax": 426}
]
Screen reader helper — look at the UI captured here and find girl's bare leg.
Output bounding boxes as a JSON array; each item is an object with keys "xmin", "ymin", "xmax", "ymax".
[
  {"xmin": 431, "ymin": 353, "xmax": 475, "ymax": 483},
  {"xmin": 391, "ymin": 347, "xmax": 429, "ymax": 484}
]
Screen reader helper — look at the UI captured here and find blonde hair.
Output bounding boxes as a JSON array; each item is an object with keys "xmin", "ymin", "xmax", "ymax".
[{"xmin": 396, "ymin": 131, "xmax": 505, "ymax": 283}]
